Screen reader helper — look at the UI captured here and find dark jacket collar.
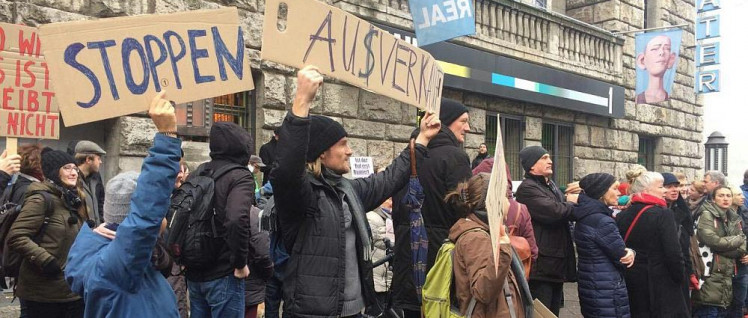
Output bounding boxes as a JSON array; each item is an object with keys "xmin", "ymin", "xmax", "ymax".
[
  {"xmin": 573, "ymin": 194, "xmax": 612, "ymax": 220},
  {"xmin": 428, "ymin": 127, "xmax": 461, "ymax": 149}
]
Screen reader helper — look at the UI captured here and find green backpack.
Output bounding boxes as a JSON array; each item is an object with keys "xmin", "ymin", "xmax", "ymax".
[{"xmin": 421, "ymin": 228, "xmax": 485, "ymax": 318}]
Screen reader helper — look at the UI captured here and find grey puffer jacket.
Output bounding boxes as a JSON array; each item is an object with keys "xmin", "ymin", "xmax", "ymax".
[{"xmin": 271, "ymin": 112, "xmax": 426, "ymax": 317}]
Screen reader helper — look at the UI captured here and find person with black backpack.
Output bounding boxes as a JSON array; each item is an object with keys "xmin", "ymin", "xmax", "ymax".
[
  {"xmin": 168, "ymin": 120, "xmax": 254, "ymax": 318},
  {"xmin": 7, "ymin": 147, "xmax": 87, "ymax": 317},
  {"xmin": 270, "ymin": 65, "xmax": 441, "ymax": 317}
]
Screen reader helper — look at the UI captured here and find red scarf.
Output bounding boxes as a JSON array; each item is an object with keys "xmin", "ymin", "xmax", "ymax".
[{"xmin": 630, "ymin": 192, "xmax": 666, "ymax": 207}]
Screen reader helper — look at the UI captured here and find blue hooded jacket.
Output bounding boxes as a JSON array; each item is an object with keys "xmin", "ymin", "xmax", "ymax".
[{"xmin": 65, "ymin": 134, "xmax": 181, "ymax": 318}]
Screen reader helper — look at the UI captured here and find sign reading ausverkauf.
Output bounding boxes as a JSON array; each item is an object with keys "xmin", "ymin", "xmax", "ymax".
[
  {"xmin": 262, "ymin": 0, "xmax": 444, "ymax": 117},
  {"xmin": 0, "ymin": 23, "xmax": 60, "ymax": 139},
  {"xmin": 39, "ymin": 8, "xmax": 254, "ymax": 126}
]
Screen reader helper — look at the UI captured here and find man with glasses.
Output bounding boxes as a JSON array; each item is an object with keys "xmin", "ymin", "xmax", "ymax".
[{"xmin": 75, "ymin": 141, "xmax": 106, "ymax": 225}]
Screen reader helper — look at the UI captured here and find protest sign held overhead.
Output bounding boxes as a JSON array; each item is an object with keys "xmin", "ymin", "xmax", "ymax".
[
  {"xmin": 0, "ymin": 23, "xmax": 60, "ymax": 140},
  {"xmin": 39, "ymin": 8, "xmax": 253, "ymax": 126},
  {"xmin": 262, "ymin": 0, "xmax": 444, "ymax": 116}
]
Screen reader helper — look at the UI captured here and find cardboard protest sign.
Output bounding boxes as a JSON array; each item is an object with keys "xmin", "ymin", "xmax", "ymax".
[
  {"xmin": 350, "ymin": 156, "xmax": 373, "ymax": 178},
  {"xmin": 0, "ymin": 23, "xmax": 60, "ymax": 140},
  {"xmin": 484, "ymin": 116, "xmax": 508, "ymax": 274},
  {"xmin": 262, "ymin": 0, "xmax": 443, "ymax": 115},
  {"xmin": 39, "ymin": 8, "xmax": 253, "ymax": 126},
  {"xmin": 409, "ymin": 0, "xmax": 476, "ymax": 46}
]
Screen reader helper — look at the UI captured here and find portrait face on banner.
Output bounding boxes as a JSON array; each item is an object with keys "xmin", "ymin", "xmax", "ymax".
[{"xmin": 635, "ymin": 30, "xmax": 683, "ymax": 104}]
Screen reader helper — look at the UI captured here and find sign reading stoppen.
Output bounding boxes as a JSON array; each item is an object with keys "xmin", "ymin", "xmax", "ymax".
[
  {"xmin": 262, "ymin": 0, "xmax": 444, "ymax": 116},
  {"xmin": 0, "ymin": 23, "xmax": 60, "ymax": 139},
  {"xmin": 39, "ymin": 8, "xmax": 253, "ymax": 126}
]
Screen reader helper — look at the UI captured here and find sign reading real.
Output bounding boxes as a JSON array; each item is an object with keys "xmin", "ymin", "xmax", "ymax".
[
  {"xmin": 410, "ymin": 0, "xmax": 475, "ymax": 47},
  {"xmin": 39, "ymin": 8, "xmax": 254, "ymax": 126},
  {"xmin": 261, "ymin": 0, "xmax": 444, "ymax": 116},
  {"xmin": 695, "ymin": 0, "xmax": 720, "ymax": 94},
  {"xmin": 0, "ymin": 23, "xmax": 60, "ymax": 139}
]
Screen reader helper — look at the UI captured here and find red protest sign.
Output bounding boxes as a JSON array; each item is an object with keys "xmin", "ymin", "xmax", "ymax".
[{"xmin": 0, "ymin": 23, "xmax": 60, "ymax": 139}]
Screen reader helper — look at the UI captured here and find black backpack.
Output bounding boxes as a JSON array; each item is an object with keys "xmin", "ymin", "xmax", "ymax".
[
  {"xmin": 166, "ymin": 164, "xmax": 247, "ymax": 269},
  {"xmin": 0, "ymin": 177, "xmax": 53, "ymax": 286}
]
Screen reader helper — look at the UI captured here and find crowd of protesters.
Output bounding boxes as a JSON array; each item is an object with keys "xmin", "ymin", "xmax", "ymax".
[{"xmin": 2, "ymin": 64, "xmax": 748, "ymax": 318}]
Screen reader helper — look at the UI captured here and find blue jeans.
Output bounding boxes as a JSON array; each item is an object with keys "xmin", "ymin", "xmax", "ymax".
[
  {"xmin": 264, "ymin": 275, "xmax": 284, "ymax": 318},
  {"xmin": 187, "ymin": 275, "xmax": 245, "ymax": 318},
  {"xmin": 730, "ymin": 264, "xmax": 748, "ymax": 318},
  {"xmin": 695, "ymin": 306, "xmax": 729, "ymax": 318}
]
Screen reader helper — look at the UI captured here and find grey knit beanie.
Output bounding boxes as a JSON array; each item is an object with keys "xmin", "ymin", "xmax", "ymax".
[{"xmin": 104, "ymin": 171, "xmax": 139, "ymax": 224}]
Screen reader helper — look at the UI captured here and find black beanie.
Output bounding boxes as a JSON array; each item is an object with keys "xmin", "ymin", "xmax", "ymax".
[
  {"xmin": 519, "ymin": 146, "xmax": 549, "ymax": 172},
  {"xmin": 42, "ymin": 147, "xmax": 76, "ymax": 185},
  {"xmin": 580, "ymin": 173, "xmax": 616, "ymax": 200},
  {"xmin": 306, "ymin": 115, "xmax": 347, "ymax": 162},
  {"xmin": 439, "ymin": 98, "xmax": 468, "ymax": 127}
]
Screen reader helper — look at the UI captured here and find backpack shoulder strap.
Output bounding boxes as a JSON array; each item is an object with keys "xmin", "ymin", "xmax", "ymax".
[
  {"xmin": 454, "ymin": 227, "xmax": 489, "ymax": 244},
  {"xmin": 624, "ymin": 205, "xmax": 655, "ymax": 243},
  {"xmin": 23, "ymin": 190, "xmax": 55, "ymax": 242}
]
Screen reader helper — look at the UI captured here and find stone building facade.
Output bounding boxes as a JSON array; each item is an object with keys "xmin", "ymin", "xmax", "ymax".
[{"xmin": 1, "ymin": 0, "xmax": 704, "ymax": 184}]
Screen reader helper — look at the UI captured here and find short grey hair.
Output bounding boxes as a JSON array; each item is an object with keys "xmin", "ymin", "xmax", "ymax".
[
  {"xmin": 630, "ymin": 172, "xmax": 664, "ymax": 194},
  {"xmin": 705, "ymin": 170, "xmax": 726, "ymax": 186}
]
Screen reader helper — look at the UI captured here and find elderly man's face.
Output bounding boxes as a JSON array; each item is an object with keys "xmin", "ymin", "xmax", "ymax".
[{"xmin": 638, "ymin": 35, "xmax": 676, "ymax": 77}]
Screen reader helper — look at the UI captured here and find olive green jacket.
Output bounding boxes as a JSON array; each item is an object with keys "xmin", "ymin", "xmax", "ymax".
[
  {"xmin": 693, "ymin": 200, "xmax": 747, "ymax": 308},
  {"xmin": 7, "ymin": 182, "xmax": 84, "ymax": 302}
]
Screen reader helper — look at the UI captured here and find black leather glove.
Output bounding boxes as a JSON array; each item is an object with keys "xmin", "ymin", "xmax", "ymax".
[{"xmin": 42, "ymin": 258, "xmax": 62, "ymax": 276}]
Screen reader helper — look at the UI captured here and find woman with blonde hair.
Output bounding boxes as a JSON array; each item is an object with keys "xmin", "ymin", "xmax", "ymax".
[
  {"xmin": 444, "ymin": 173, "xmax": 530, "ymax": 317},
  {"xmin": 616, "ymin": 170, "xmax": 688, "ymax": 317}
]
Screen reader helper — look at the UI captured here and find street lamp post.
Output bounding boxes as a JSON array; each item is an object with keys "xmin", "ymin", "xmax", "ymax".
[{"xmin": 705, "ymin": 131, "xmax": 729, "ymax": 176}]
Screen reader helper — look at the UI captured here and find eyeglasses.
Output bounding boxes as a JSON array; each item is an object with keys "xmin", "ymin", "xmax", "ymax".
[{"xmin": 61, "ymin": 165, "xmax": 78, "ymax": 172}]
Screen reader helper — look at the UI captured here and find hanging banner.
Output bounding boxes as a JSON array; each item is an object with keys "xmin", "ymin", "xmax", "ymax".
[
  {"xmin": 0, "ymin": 23, "xmax": 60, "ymax": 139},
  {"xmin": 39, "ymin": 8, "xmax": 254, "ymax": 126},
  {"xmin": 262, "ymin": 0, "xmax": 444, "ymax": 116},
  {"xmin": 634, "ymin": 30, "xmax": 682, "ymax": 104},
  {"xmin": 409, "ymin": 0, "xmax": 476, "ymax": 47}
]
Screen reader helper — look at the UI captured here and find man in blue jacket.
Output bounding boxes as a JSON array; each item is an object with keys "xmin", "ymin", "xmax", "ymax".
[{"xmin": 65, "ymin": 91, "xmax": 181, "ymax": 318}]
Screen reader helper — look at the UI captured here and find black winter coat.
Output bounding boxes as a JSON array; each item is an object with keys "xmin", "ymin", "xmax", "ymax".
[
  {"xmin": 391, "ymin": 127, "xmax": 471, "ymax": 311},
  {"xmin": 515, "ymin": 173, "xmax": 577, "ymax": 283},
  {"xmin": 616, "ymin": 195, "xmax": 689, "ymax": 317},
  {"xmin": 668, "ymin": 194, "xmax": 695, "ymax": 311},
  {"xmin": 271, "ymin": 113, "xmax": 425, "ymax": 317},
  {"xmin": 245, "ymin": 206, "xmax": 273, "ymax": 306},
  {"xmin": 573, "ymin": 194, "xmax": 630, "ymax": 318},
  {"xmin": 184, "ymin": 122, "xmax": 255, "ymax": 282}
]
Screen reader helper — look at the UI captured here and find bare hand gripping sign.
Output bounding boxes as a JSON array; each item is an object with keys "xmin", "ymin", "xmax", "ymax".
[
  {"xmin": 0, "ymin": 23, "xmax": 60, "ymax": 139},
  {"xmin": 262, "ymin": 0, "xmax": 444, "ymax": 115},
  {"xmin": 39, "ymin": 8, "xmax": 253, "ymax": 126}
]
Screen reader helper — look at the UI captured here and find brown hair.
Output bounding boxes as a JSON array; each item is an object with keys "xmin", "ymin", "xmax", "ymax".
[
  {"xmin": 444, "ymin": 173, "xmax": 490, "ymax": 218},
  {"xmin": 18, "ymin": 144, "xmax": 43, "ymax": 180},
  {"xmin": 674, "ymin": 172, "xmax": 687, "ymax": 185}
]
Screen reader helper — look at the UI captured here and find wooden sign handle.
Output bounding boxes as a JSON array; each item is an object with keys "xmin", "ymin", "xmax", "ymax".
[{"xmin": 6, "ymin": 138, "xmax": 17, "ymax": 156}]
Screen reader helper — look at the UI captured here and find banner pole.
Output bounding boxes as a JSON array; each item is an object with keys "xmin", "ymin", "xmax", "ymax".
[{"xmin": 6, "ymin": 137, "xmax": 17, "ymax": 156}]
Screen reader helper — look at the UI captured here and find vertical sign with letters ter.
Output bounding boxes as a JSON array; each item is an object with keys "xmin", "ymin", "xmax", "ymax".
[
  {"xmin": 695, "ymin": 0, "xmax": 721, "ymax": 94},
  {"xmin": 39, "ymin": 8, "xmax": 254, "ymax": 126},
  {"xmin": 0, "ymin": 23, "xmax": 60, "ymax": 139}
]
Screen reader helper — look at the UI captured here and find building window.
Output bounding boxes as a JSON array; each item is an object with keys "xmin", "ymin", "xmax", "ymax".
[
  {"xmin": 176, "ymin": 91, "xmax": 256, "ymax": 142},
  {"xmin": 541, "ymin": 122, "xmax": 574, "ymax": 184},
  {"xmin": 638, "ymin": 137, "xmax": 656, "ymax": 170},
  {"xmin": 485, "ymin": 114, "xmax": 525, "ymax": 180}
]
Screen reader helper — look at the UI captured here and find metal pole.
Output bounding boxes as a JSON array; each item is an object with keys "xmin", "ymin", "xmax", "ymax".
[{"xmin": 612, "ymin": 24, "xmax": 690, "ymax": 35}]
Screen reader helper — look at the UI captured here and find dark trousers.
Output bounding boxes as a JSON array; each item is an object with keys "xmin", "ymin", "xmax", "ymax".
[
  {"xmin": 20, "ymin": 298, "xmax": 84, "ymax": 318},
  {"xmin": 403, "ymin": 309, "xmax": 420, "ymax": 318},
  {"xmin": 244, "ymin": 305, "xmax": 258, "ymax": 318},
  {"xmin": 264, "ymin": 275, "xmax": 284, "ymax": 318},
  {"xmin": 529, "ymin": 280, "xmax": 564, "ymax": 316}
]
